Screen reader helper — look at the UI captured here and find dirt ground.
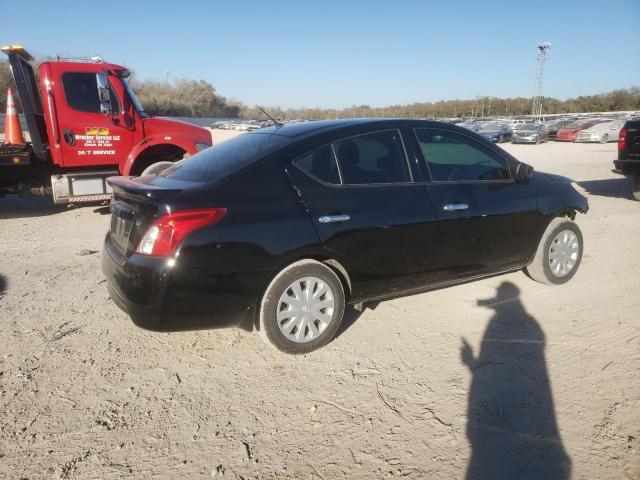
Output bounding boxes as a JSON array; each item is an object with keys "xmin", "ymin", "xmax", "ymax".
[{"xmin": 0, "ymin": 140, "xmax": 638, "ymax": 479}]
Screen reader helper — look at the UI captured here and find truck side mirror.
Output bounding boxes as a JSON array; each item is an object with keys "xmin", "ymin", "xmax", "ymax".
[{"xmin": 96, "ymin": 73, "xmax": 112, "ymax": 116}]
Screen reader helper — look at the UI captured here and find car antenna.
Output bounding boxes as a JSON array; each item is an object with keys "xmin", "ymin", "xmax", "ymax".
[{"xmin": 257, "ymin": 107, "xmax": 283, "ymax": 127}]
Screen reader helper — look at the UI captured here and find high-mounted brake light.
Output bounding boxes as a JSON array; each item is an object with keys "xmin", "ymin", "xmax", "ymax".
[
  {"xmin": 136, "ymin": 208, "xmax": 227, "ymax": 257},
  {"xmin": 618, "ymin": 127, "xmax": 627, "ymax": 152}
]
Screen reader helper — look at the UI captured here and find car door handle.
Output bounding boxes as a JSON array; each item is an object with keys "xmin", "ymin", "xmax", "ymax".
[
  {"xmin": 318, "ymin": 214, "xmax": 351, "ymax": 223},
  {"xmin": 442, "ymin": 203, "xmax": 469, "ymax": 211}
]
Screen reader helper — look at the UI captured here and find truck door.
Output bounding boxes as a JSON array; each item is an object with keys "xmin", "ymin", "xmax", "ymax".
[{"xmin": 55, "ymin": 70, "xmax": 133, "ymax": 168}]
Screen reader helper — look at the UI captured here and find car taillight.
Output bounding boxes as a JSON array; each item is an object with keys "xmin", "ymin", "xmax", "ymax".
[
  {"xmin": 619, "ymin": 127, "xmax": 627, "ymax": 152},
  {"xmin": 136, "ymin": 208, "xmax": 227, "ymax": 257}
]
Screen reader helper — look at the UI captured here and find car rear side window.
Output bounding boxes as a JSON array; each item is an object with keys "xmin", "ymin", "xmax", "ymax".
[
  {"xmin": 414, "ymin": 129, "xmax": 511, "ymax": 182},
  {"xmin": 334, "ymin": 130, "xmax": 410, "ymax": 184},
  {"xmin": 293, "ymin": 145, "xmax": 340, "ymax": 184}
]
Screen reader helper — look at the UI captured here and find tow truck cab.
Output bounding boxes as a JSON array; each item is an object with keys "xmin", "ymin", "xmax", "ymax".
[{"xmin": 0, "ymin": 46, "xmax": 212, "ymax": 203}]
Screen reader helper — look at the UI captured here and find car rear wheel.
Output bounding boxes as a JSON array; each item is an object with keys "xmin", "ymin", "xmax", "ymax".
[
  {"xmin": 259, "ymin": 259, "xmax": 345, "ymax": 354},
  {"xmin": 524, "ymin": 218, "xmax": 583, "ymax": 285},
  {"xmin": 599, "ymin": 134, "xmax": 609, "ymax": 144}
]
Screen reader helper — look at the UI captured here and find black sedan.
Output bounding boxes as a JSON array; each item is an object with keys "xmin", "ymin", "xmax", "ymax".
[{"xmin": 103, "ymin": 119, "xmax": 588, "ymax": 353}]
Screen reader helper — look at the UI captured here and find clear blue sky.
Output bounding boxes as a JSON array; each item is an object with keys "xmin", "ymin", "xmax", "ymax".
[{"xmin": 1, "ymin": 0, "xmax": 638, "ymax": 109}]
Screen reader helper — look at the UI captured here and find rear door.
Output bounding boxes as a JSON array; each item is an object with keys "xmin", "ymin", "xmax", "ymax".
[
  {"xmin": 51, "ymin": 65, "xmax": 133, "ymax": 168},
  {"xmin": 287, "ymin": 129, "xmax": 438, "ymax": 301},
  {"xmin": 412, "ymin": 127, "xmax": 545, "ymax": 282}
]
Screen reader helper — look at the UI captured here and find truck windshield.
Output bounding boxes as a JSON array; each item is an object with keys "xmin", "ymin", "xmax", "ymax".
[{"xmin": 120, "ymin": 78, "xmax": 147, "ymax": 117}]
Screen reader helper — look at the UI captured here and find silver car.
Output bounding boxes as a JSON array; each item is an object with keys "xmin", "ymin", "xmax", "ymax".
[
  {"xmin": 511, "ymin": 124, "xmax": 549, "ymax": 144},
  {"xmin": 575, "ymin": 120, "xmax": 625, "ymax": 143}
]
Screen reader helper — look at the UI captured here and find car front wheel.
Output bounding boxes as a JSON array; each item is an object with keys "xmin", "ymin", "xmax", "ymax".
[
  {"xmin": 259, "ymin": 259, "xmax": 345, "ymax": 354},
  {"xmin": 524, "ymin": 217, "xmax": 583, "ymax": 285}
]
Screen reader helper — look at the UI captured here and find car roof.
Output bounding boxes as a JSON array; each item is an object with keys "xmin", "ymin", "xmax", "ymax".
[{"xmin": 253, "ymin": 118, "xmax": 448, "ymax": 138}]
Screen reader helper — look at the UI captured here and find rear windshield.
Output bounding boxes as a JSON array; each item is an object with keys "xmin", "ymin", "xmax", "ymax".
[{"xmin": 161, "ymin": 133, "xmax": 288, "ymax": 182}]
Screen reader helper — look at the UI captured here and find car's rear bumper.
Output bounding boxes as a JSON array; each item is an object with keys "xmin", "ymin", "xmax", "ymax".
[
  {"xmin": 102, "ymin": 234, "xmax": 258, "ymax": 331},
  {"xmin": 613, "ymin": 160, "xmax": 640, "ymax": 176}
]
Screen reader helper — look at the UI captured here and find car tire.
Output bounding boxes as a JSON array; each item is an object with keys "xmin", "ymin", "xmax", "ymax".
[
  {"xmin": 524, "ymin": 217, "xmax": 583, "ymax": 285},
  {"xmin": 632, "ymin": 176, "xmax": 640, "ymax": 201},
  {"xmin": 258, "ymin": 259, "xmax": 345, "ymax": 354},
  {"xmin": 600, "ymin": 134, "xmax": 609, "ymax": 144},
  {"xmin": 140, "ymin": 161, "xmax": 175, "ymax": 176}
]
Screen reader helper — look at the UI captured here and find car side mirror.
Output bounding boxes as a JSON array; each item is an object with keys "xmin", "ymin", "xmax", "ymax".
[
  {"xmin": 515, "ymin": 162, "xmax": 534, "ymax": 181},
  {"xmin": 96, "ymin": 73, "xmax": 112, "ymax": 116}
]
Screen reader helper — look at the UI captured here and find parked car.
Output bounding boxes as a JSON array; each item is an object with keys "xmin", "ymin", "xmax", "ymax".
[
  {"xmin": 511, "ymin": 124, "xmax": 549, "ymax": 144},
  {"xmin": 556, "ymin": 119, "xmax": 608, "ymax": 142},
  {"xmin": 546, "ymin": 119, "xmax": 577, "ymax": 140},
  {"xmin": 575, "ymin": 120, "xmax": 625, "ymax": 143},
  {"xmin": 612, "ymin": 119, "xmax": 640, "ymax": 200},
  {"xmin": 102, "ymin": 119, "xmax": 588, "ymax": 353},
  {"xmin": 457, "ymin": 122, "xmax": 481, "ymax": 132},
  {"xmin": 477, "ymin": 122, "xmax": 513, "ymax": 143}
]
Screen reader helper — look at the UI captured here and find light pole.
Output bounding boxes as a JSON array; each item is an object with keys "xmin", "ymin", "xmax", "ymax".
[{"xmin": 531, "ymin": 42, "xmax": 551, "ymax": 121}]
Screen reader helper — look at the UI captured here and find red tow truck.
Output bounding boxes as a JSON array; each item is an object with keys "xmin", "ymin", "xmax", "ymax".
[{"xmin": 0, "ymin": 46, "xmax": 212, "ymax": 203}]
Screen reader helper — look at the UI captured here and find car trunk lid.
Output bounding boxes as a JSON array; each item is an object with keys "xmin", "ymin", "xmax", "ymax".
[{"xmin": 106, "ymin": 175, "xmax": 199, "ymax": 256}]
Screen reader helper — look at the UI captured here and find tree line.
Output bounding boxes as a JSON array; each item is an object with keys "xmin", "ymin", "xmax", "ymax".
[
  {"xmin": 250, "ymin": 87, "xmax": 640, "ymax": 120},
  {"xmin": 1, "ymin": 60, "xmax": 638, "ymax": 120}
]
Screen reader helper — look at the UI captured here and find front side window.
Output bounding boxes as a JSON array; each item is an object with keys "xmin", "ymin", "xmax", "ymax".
[
  {"xmin": 63, "ymin": 72, "xmax": 119, "ymax": 114},
  {"xmin": 334, "ymin": 130, "xmax": 409, "ymax": 185},
  {"xmin": 293, "ymin": 145, "xmax": 340, "ymax": 184},
  {"xmin": 415, "ymin": 129, "xmax": 511, "ymax": 182}
]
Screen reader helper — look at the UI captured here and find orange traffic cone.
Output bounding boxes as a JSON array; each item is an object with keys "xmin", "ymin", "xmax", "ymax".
[{"xmin": 4, "ymin": 88, "xmax": 25, "ymax": 144}]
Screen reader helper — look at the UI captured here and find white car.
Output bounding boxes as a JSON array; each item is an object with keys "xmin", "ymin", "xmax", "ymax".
[{"xmin": 575, "ymin": 120, "xmax": 625, "ymax": 143}]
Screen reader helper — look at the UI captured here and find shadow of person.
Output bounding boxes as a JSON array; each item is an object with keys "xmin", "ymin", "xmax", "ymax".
[{"xmin": 461, "ymin": 281, "xmax": 571, "ymax": 480}]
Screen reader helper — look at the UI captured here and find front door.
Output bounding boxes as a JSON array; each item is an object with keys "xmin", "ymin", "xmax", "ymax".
[
  {"xmin": 412, "ymin": 127, "xmax": 546, "ymax": 282},
  {"xmin": 54, "ymin": 69, "xmax": 133, "ymax": 168},
  {"xmin": 287, "ymin": 129, "xmax": 438, "ymax": 302}
]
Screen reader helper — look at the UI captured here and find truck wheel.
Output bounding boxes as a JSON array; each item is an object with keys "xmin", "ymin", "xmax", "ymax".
[
  {"xmin": 140, "ymin": 161, "xmax": 175, "ymax": 176},
  {"xmin": 524, "ymin": 217, "xmax": 583, "ymax": 285},
  {"xmin": 259, "ymin": 259, "xmax": 345, "ymax": 354},
  {"xmin": 632, "ymin": 176, "xmax": 640, "ymax": 201},
  {"xmin": 599, "ymin": 134, "xmax": 609, "ymax": 144}
]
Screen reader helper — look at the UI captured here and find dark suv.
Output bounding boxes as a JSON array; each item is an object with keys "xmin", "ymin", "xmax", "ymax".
[
  {"xmin": 102, "ymin": 119, "xmax": 588, "ymax": 353},
  {"xmin": 613, "ymin": 119, "xmax": 640, "ymax": 200}
]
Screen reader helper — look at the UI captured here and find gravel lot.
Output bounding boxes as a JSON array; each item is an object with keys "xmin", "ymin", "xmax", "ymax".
[{"xmin": 1, "ymin": 140, "xmax": 638, "ymax": 479}]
